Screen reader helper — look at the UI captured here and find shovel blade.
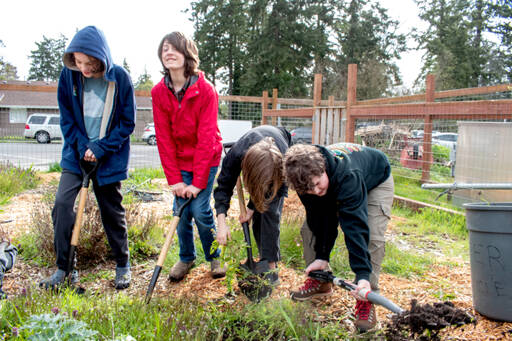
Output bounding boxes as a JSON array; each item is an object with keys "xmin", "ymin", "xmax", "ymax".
[
  {"xmin": 237, "ymin": 261, "xmax": 273, "ymax": 302},
  {"xmin": 145, "ymin": 265, "xmax": 162, "ymax": 304},
  {"xmin": 240, "ymin": 259, "xmax": 270, "ymax": 275}
]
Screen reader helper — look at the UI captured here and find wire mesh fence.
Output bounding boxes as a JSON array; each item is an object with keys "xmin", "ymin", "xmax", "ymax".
[{"xmin": 1, "ymin": 79, "xmax": 511, "ymax": 210}]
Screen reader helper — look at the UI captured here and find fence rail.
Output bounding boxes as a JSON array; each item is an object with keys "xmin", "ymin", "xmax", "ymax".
[{"xmin": 1, "ymin": 68, "xmax": 511, "ymax": 208}]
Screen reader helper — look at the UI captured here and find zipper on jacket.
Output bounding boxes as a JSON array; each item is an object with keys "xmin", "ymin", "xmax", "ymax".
[
  {"xmin": 80, "ymin": 74, "xmax": 85, "ymax": 120},
  {"xmin": 106, "ymin": 82, "xmax": 117, "ymax": 133}
]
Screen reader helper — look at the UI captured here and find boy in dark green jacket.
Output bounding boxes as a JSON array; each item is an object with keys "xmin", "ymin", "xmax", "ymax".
[{"xmin": 283, "ymin": 143, "xmax": 394, "ymax": 332}]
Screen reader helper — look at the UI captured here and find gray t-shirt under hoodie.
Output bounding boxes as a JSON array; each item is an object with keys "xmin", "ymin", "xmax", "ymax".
[{"xmin": 83, "ymin": 77, "xmax": 108, "ymax": 142}]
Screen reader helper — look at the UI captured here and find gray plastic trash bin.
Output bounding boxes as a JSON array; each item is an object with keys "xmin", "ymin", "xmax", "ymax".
[{"xmin": 464, "ymin": 202, "xmax": 512, "ymax": 322}]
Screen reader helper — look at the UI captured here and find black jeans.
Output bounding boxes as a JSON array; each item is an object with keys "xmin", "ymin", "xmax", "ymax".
[
  {"xmin": 251, "ymin": 195, "xmax": 284, "ymax": 263},
  {"xmin": 52, "ymin": 170, "xmax": 129, "ymax": 271}
]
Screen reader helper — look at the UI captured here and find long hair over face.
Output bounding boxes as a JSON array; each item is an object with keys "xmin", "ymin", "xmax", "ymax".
[
  {"xmin": 157, "ymin": 31, "xmax": 199, "ymax": 78},
  {"xmin": 241, "ymin": 137, "xmax": 284, "ymax": 213}
]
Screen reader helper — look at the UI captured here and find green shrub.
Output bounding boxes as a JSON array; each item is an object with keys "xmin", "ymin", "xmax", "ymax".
[
  {"xmin": 432, "ymin": 144, "xmax": 450, "ymax": 163},
  {"xmin": 20, "ymin": 186, "xmax": 163, "ymax": 268},
  {"xmin": 47, "ymin": 162, "xmax": 63, "ymax": 173},
  {"xmin": 0, "ymin": 163, "xmax": 38, "ymax": 205},
  {"xmin": 18, "ymin": 313, "xmax": 98, "ymax": 340}
]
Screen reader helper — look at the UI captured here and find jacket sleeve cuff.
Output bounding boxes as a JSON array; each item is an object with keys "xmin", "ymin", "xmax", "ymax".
[
  {"xmin": 355, "ymin": 272, "xmax": 371, "ymax": 283},
  {"xmin": 87, "ymin": 142, "xmax": 106, "ymax": 160},
  {"xmin": 216, "ymin": 206, "xmax": 228, "ymax": 216},
  {"xmin": 315, "ymin": 251, "xmax": 330, "ymax": 262},
  {"xmin": 247, "ymin": 200, "xmax": 255, "ymax": 211}
]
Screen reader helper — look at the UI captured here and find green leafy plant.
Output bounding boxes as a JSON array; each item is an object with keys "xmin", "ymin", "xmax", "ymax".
[
  {"xmin": 0, "ymin": 163, "xmax": 38, "ymax": 206},
  {"xmin": 18, "ymin": 313, "xmax": 98, "ymax": 340},
  {"xmin": 47, "ymin": 162, "xmax": 62, "ymax": 173}
]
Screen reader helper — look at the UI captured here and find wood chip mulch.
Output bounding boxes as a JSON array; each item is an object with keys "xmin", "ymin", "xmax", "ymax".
[{"xmin": 1, "ymin": 176, "xmax": 512, "ymax": 340}]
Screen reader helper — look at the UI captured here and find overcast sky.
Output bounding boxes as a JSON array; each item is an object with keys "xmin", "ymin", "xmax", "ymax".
[{"xmin": 0, "ymin": 0, "xmax": 425, "ymax": 90}]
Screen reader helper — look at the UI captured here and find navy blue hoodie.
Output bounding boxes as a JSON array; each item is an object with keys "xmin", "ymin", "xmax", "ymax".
[{"xmin": 58, "ymin": 26, "xmax": 136, "ymax": 186}]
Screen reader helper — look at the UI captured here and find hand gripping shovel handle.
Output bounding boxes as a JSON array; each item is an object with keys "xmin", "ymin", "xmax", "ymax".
[
  {"xmin": 308, "ymin": 271, "xmax": 404, "ymax": 314},
  {"xmin": 145, "ymin": 196, "xmax": 192, "ymax": 304},
  {"xmin": 67, "ymin": 160, "xmax": 99, "ymax": 281},
  {"xmin": 236, "ymin": 177, "xmax": 256, "ymax": 269}
]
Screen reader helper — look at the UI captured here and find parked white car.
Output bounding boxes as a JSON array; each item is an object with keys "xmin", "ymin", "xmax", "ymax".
[
  {"xmin": 432, "ymin": 132, "xmax": 458, "ymax": 152},
  {"xmin": 141, "ymin": 120, "xmax": 253, "ymax": 146},
  {"xmin": 24, "ymin": 113, "xmax": 62, "ymax": 143}
]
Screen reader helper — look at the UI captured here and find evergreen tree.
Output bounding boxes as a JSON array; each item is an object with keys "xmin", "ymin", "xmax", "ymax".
[
  {"xmin": 189, "ymin": 0, "xmax": 405, "ymax": 99},
  {"xmin": 0, "ymin": 40, "xmax": 18, "ymax": 80},
  {"xmin": 414, "ymin": 0, "xmax": 509, "ymax": 89},
  {"xmin": 134, "ymin": 67, "xmax": 154, "ymax": 91},
  {"xmin": 122, "ymin": 58, "xmax": 131, "ymax": 75},
  {"xmin": 242, "ymin": 0, "xmax": 320, "ymax": 97},
  {"xmin": 28, "ymin": 35, "xmax": 67, "ymax": 82},
  {"xmin": 191, "ymin": 0, "xmax": 248, "ymax": 94},
  {"xmin": 488, "ymin": 0, "xmax": 511, "ymax": 81},
  {"xmin": 328, "ymin": 0, "xmax": 407, "ymax": 99}
]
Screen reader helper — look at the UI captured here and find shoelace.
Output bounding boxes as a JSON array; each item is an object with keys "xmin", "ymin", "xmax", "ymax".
[
  {"xmin": 355, "ymin": 300, "xmax": 372, "ymax": 320},
  {"xmin": 299, "ymin": 278, "xmax": 320, "ymax": 291}
]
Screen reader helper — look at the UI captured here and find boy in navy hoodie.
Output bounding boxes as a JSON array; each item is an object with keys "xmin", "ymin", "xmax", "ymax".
[
  {"xmin": 284, "ymin": 143, "xmax": 394, "ymax": 332},
  {"xmin": 39, "ymin": 26, "xmax": 135, "ymax": 290}
]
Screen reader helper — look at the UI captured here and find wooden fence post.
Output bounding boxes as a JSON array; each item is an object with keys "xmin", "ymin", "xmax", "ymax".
[
  {"xmin": 312, "ymin": 74, "xmax": 322, "ymax": 144},
  {"xmin": 422, "ymin": 74, "xmax": 435, "ymax": 183},
  {"xmin": 261, "ymin": 91, "xmax": 269, "ymax": 125},
  {"xmin": 345, "ymin": 64, "xmax": 357, "ymax": 143},
  {"xmin": 272, "ymin": 88, "xmax": 278, "ymax": 126}
]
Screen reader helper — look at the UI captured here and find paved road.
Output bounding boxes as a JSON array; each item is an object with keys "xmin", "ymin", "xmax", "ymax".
[{"xmin": 0, "ymin": 142, "xmax": 162, "ymax": 170}]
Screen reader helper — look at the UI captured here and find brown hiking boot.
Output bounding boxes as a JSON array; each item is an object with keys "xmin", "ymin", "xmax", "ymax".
[
  {"xmin": 290, "ymin": 278, "xmax": 333, "ymax": 301},
  {"xmin": 168, "ymin": 260, "xmax": 194, "ymax": 282},
  {"xmin": 210, "ymin": 259, "xmax": 226, "ymax": 279},
  {"xmin": 354, "ymin": 300, "xmax": 377, "ymax": 332}
]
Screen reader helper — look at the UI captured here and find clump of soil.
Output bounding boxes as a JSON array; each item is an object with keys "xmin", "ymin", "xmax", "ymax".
[{"xmin": 385, "ymin": 299, "xmax": 476, "ymax": 341}]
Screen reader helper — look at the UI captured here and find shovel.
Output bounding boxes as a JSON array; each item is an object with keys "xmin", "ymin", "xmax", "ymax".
[
  {"xmin": 308, "ymin": 270, "xmax": 404, "ymax": 314},
  {"xmin": 145, "ymin": 196, "xmax": 192, "ymax": 304},
  {"xmin": 235, "ymin": 176, "xmax": 272, "ymax": 302},
  {"xmin": 65, "ymin": 160, "xmax": 99, "ymax": 293}
]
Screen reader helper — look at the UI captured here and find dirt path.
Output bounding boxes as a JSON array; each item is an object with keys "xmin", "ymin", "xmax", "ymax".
[{"xmin": 1, "ymin": 174, "xmax": 511, "ymax": 340}]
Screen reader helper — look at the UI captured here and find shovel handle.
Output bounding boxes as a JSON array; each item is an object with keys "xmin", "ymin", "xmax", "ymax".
[
  {"xmin": 70, "ymin": 188, "xmax": 88, "ymax": 246},
  {"xmin": 79, "ymin": 160, "xmax": 99, "ymax": 188},
  {"xmin": 156, "ymin": 197, "xmax": 192, "ymax": 267},
  {"xmin": 236, "ymin": 177, "xmax": 247, "ymax": 217},
  {"xmin": 145, "ymin": 197, "xmax": 192, "ymax": 304},
  {"xmin": 309, "ymin": 270, "xmax": 404, "ymax": 314},
  {"xmin": 236, "ymin": 177, "xmax": 256, "ymax": 264}
]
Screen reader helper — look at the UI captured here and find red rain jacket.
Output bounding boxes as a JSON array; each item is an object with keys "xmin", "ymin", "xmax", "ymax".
[{"xmin": 151, "ymin": 72, "xmax": 222, "ymax": 189}]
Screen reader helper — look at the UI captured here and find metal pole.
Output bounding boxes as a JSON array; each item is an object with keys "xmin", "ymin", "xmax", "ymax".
[{"xmin": 422, "ymin": 183, "xmax": 512, "ymax": 190}]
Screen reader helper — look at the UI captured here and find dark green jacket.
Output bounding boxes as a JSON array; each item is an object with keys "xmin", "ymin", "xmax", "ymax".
[{"xmin": 298, "ymin": 143, "xmax": 391, "ymax": 282}]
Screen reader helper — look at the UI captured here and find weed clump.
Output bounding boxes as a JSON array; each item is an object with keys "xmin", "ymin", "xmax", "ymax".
[
  {"xmin": 20, "ymin": 186, "xmax": 160, "ymax": 268},
  {"xmin": 0, "ymin": 163, "xmax": 38, "ymax": 205}
]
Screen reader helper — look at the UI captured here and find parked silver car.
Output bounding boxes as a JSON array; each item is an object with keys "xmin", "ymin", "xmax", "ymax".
[
  {"xmin": 141, "ymin": 123, "xmax": 156, "ymax": 145},
  {"xmin": 24, "ymin": 113, "xmax": 62, "ymax": 143}
]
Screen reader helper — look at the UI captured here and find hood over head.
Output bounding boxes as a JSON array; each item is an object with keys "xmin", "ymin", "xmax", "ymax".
[{"xmin": 63, "ymin": 26, "xmax": 114, "ymax": 80}]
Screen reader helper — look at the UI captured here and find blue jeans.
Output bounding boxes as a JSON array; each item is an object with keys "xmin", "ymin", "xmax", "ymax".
[{"xmin": 173, "ymin": 167, "xmax": 220, "ymax": 263}]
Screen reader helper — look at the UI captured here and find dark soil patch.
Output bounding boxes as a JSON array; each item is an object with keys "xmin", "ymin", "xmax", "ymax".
[{"xmin": 385, "ymin": 299, "xmax": 476, "ymax": 340}]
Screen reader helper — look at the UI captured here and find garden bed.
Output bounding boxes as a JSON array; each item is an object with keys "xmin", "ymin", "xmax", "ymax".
[{"xmin": 1, "ymin": 173, "xmax": 511, "ymax": 339}]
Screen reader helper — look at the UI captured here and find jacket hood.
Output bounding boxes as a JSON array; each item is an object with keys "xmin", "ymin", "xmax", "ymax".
[
  {"xmin": 63, "ymin": 26, "xmax": 114, "ymax": 80},
  {"xmin": 317, "ymin": 145, "xmax": 349, "ymax": 194}
]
